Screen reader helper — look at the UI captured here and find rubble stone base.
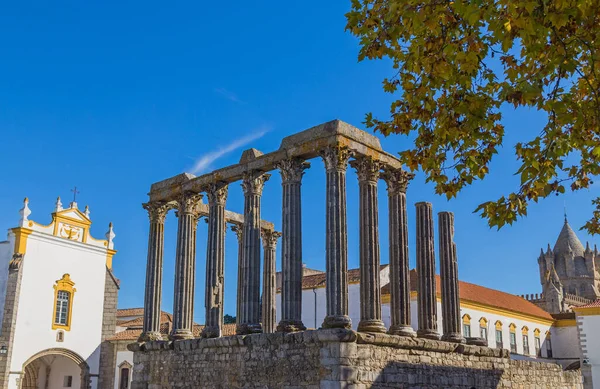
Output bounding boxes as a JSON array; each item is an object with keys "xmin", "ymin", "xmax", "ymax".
[{"xmin": 129, "ymin": 329, "xmax": 582, "ymax": 389}]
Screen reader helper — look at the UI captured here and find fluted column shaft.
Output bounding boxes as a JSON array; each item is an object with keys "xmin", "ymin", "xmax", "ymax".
[
  {"xmin": 439, "ymin": 212, "xmax": 465, "ymax": 343},
  {"xmin": 171, "ymin": 193, "xmax": 203, "ymax": 340},
  {"xmin": 262, "ymin": 230, "xmax": 281, "ymax": 333},
  {"xmin": 383, "ymin": 169, "xmax": 416, "ymax": 337},
  {"xmin": 415, "ymin": 202, "xmax": 440, "ymax": 340},
  {"xmin": 277, "ymin": 158, "xmax": 309, "ymax": 332},
  {"xmin": 351, "ymin": 156, "xmax": 386, "ymax": 333},
  {"xmin": 139, "ymin": 201, "xmax": 173, "ymax": 341},
  {"xmin": 231, "ymin": 225, "xmax": 243, "ymax": 322},
  {"xmin": 320, "ymin": 146, "xmax": 352, "ymax": 329},
  {"xmin": 202, "ymin": 183, "xmax": 228, "ymax": 338},
  {"xmin": 237, "ymin": 172, "xmax": 270, "ymax": 335}
]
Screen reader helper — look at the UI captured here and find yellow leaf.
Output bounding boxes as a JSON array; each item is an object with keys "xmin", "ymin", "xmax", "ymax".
[{"xmin": 504, "ymin": 21, "xmax": 511, "ymax": 32}]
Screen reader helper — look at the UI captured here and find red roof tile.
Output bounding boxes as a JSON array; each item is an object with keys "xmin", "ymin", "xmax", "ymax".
[{"xmin": 577, "ymin": 299, "xmax": 600, "ymax": 308}]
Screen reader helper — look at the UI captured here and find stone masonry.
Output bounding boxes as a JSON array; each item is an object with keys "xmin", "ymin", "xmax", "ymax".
[{"xmin": 129, "ymin": 329, "xmax": 582, "ymax": 389}]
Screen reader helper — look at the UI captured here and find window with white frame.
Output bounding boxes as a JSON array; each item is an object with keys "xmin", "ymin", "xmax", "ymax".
[{"xmin": 55, "ymin": 291, "xmax": 70, "ymax": 326}]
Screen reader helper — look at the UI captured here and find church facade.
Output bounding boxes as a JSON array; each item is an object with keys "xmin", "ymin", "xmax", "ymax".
[{"xmin": 0, "ymin": 198, "xmax": 118, "ymax": 389}]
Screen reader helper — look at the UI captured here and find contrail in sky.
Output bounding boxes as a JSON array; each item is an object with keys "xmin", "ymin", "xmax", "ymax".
[{"xmin": 190, "ymin": 126, "xmax": 271, "ymax": 174}]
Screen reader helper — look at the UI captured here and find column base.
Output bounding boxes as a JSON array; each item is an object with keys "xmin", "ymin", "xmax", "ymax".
[
  {"xmin": 236, "ymin": 323, "xmax": 263, "ymax": 335},
  {"xmin": 201, "ymin": 325, "xmax": 221, "ymax": 338},
  {"xmin": 276, "ymin": 320, "xmax": 307, "ymax": 332},
  {"xmin": 388, "ymin": 325, "xmax": 416, "ymax": 337},
  {"xmin": 169, "ymin": 329, "xmax": 194, "ymax": 340},
  {"xmin": 357, "ymin": 319, "xmax": 387, "ymax": 333},
  {"xmin": 417, "ymin": 329, "xmax": 440, "ymax": 340},
  {"xmin": 466, "ymin": 337, "xmax": 488, "ymax": 346},
  {"xmin": 442, "ymin": 333, "xmax": 466, "ymax": 343},
  {"xmin": 137, "ymin": 331, "xmax": 164, "ymax": 342},
  {"xmin": 322, "ymin": 315, "xmax": 352, "ymax": 329}
]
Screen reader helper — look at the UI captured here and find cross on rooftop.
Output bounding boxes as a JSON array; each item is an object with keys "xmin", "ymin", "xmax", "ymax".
[{"xmin": 71, "ymin": 186, "xmax": 80, "ymax": 202}]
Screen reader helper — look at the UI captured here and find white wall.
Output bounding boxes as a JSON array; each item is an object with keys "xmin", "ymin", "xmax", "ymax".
[
  {"xmin": 8, "ymin": 231, "xmax": 107, "ymax": 389},
  {"xmin": 113, "ymin": 351, "xmax": 134, "ymax": 389},
  {"xmin": 578, "ymin": 314, "xmax": 600, "ymax": 388},
  {"xmin": 47, "ymin": 355, "xmax": 82, "ymax": 389}
]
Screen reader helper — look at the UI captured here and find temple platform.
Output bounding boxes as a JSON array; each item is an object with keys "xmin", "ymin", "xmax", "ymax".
[{"xmin": 129, "ymin": 329, "xmax": 581, "ymax": 389}]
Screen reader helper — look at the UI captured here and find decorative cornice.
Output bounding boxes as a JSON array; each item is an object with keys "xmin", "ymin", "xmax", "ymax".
[
  {"xmin": 142, "ymin": 201, "xmax": 176, "ymax": 223},
  {"xmin": 175, "ymin": 192, "xmax": 203, "ymax": 217},
  {"xmin": 319, "ymin": 145, "xmax": 353, "ymax": 172},
  {"xmin": 276, "ymin": 158, "xmax": 310, "ymax": 184},
  {"xmin": 206, "ymin": 182, "xmax": 229, "ymax": 206},
  {"xmin": 350, "ymin": 156, "xmax": 382, "ymax": 184},
  {"xmin": 261, "ymin": 230, "xmax": 282, "ymax": 249},
  {"xmin": 381, "ymin": 167, "xmax": 414, "ymax": 194},
  {"xmin": 241, "ymin": 171, "xmax": 270, "ymax": 196}
]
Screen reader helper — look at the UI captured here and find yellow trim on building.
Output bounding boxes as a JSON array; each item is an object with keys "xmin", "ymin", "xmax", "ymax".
[
  {"xmin": 106, "ymin": 249, "xmax": 117, "ymax": 269},
  {"xmin": 479, "ymin": 317, "xmax": 488, "ymax": 327},
  {"xmin": 573, "ymin": 307, "xmax": 600, "ymax": 316},
  {"xmin": 533, "ymin": 328, "xmax": 541, "ymax": 337},
  {"xmin": 495, "ymin": 320, "xmax": 503, "ymax": 330},
  {"xmin": 462, "ymin": 314, "xmax": 471, "ymax": 325},
  {"xmin": 522, "ymin": 325, "xmax": 529, "ymax": 335},
  {"xmin": 509, "ymin": 323, "xmax": 516, "ymax": 332},
  {"xmin": 554, "ymin": 319, "xmax": 577, "ymax": 327},
  {"xmin": 12, "ymin": 227, "xmax": 33, "ymax": 254},
  {"xmin": 52, "ymin": 274, "xmax": 76, "ymax": 331}
]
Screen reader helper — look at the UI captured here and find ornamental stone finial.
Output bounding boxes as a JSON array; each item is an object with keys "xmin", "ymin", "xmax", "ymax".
[
  {"xmin": 105, "ymin": 222, "xmax": 116, "ymax": 249},
  {"xmin": 319, "ymin": 145, "xmax": 353, "ymax": 172},
  {"xmin": 241, "ymin": 171, "xmax": 271, "ymax": 195},
  {"xmin": 142, "ymin": 201, "xmax": 176, "ymax": 224},
  {"xmin": 350, "ymin": 155, "xmax": 382, "ymax": 183},
  {"xmin": 261, "ymin": 230, "xmax": 282, "ymax": 249},
  {"xmin": 206, "ymin": 182, "xmax": 229, "ymax": 205},
  {"xmin": 381, "ymin": 167, "xmax": 414, "ymax": 194},
  {"xmin": 276, "ymin": 158, "xmax": 310, "ymax": 183},
  {"xmin": 55, "ymin": 196, "xmax": 63, "ymax": 212},
  {"xmin": 19, "ymin": 197, "xmax": 31, "ymax": 227},
  {"xmin": 84, "ymin": 205, "xmax": 91, "ymax": 218}
]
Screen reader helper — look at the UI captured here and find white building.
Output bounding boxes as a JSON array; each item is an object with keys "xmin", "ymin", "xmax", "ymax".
[
  {"xmin": 0, "ymin": 198, "xmax": 118, "ymax": 389},
  {"xmin": 574, "ymin": 301, "xmax": 600, "ymax": 389}
]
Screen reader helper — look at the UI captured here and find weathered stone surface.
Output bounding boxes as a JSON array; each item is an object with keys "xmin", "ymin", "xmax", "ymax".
[
  {"xmin": 261, "ymin": 229, "xmax": 281, "ymax": 334},
  {"xmin": 320, "ymin": 145, "xmax": 352, "ymax": 330},
  {"xmin": 131, "ymin": 330, "xmax": 582, "ymax": 389},
  {"xmin": 415, "ymin": 202, "xmax": 440, "ymax": 340}
]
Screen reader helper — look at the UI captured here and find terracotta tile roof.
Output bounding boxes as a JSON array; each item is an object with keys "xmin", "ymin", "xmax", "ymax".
[
  {"xmin": 117, "ymin": 312, "xmax": 172, "ymax": 329},
  {"xmin": 107, "ymin": 324, "xmax": 238, "ymax": 341},
  {"xmin": 293, "ymin": 265, "xmax": 388, "ymax": 291},
  {"xmin": 576, "ymin": 299, "xmax": 600, "ymax": 308},
  {"xmin": 116, "ymin": 308, "xmax": 144, "ymax": 317},
  {"xmin": 381, "ymin": 270, "xmax": 553, "ymax": 321}
]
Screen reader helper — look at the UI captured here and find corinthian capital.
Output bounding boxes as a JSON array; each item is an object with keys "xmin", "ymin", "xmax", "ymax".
[
  {"xmin": 206, "ymin": 182, "xmax": 229, "ymax": 206},
  {"xmin": 319, "ymin": 145, "xmax": 353, "ymax": 172},
  {"xmin": 241, "ymin": 171, "xmax": 271, "ymax": 196},
  {"xmin": 350, "ymin": 156, "xmax": 382, "ymax": 184},
  {"xmin": 142, "ymin": 201, "xmax": 176, "ymax": 223},
  {"xmin": 230, "ymin": 224, "xmax": 243, "ymax": 242},
  {"xmin": 261, "ymin": 230, "xmax": 282, "ymax": 249},
  {"xmin": 277, "ymin": 158, "xmax": 310, "ymax": 184},
  {"xmin": 175, "ymin": 192, "xmax": 203, "ymax": 216},
  {"xmin": 381, "ymin": 167, "xmax": 414, "ymax": 194}
]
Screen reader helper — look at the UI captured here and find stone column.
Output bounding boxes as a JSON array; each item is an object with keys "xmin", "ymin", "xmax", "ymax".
[
  {"xmin": 439, "ymin": 211, "xmax": 465, "ymax": 343},
  {"xmin": 170, "ymin": 192, "xmax": 203, "ymax": 340},
  {"xmin": 351, "ymin": 156, "xmax": 386, "ymax": 333},
  {"xmin": 276, "ymin": 158, "xmax": 309, "ymax": 332},
  {"xmin": 382, "ymin": 168, "xmax": 416, "ymax": 337},
  {"xmin": 201, "ymin": 183, "xmax": 228, "ymax": 338},
  {"xmin": 139, "ymin": 201, "xmax": 174, "ymax": 342},
  {"xmin": 237, "ymin": 171, "xmax": 270, "ymax": 335},
  {"xmin": 320, "ymin": 145, "xmax": 352, "ymax": 329},
  {"xmin": 261, "ymin": 229, "xmax": 281, "ymax": 334},
  {"xmin": 415, "ymin": 202, "xmax": 440, "ymax": 340},
  {"xmin": 231, "ymin": 224, "xmax": 243, "ymax": 323}
]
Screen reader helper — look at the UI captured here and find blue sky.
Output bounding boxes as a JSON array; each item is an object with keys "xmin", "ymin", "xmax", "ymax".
[{"xmin": 0, "ymin": 1, "xmax": 597, "ymax": 324}]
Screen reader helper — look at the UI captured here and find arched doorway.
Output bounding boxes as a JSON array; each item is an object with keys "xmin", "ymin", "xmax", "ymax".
[{"xmin": 21, "ymin": 348, "xmax": 90, "ymax": 389}]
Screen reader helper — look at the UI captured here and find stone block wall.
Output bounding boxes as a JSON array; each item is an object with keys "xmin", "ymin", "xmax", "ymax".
[
  {"xmin": 130, "ymin": 329, "xmax": 582, "ymax": 389},
  {"xmin": 98, "ymin": 269, "xmax": 120, "ymax": 389}
]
